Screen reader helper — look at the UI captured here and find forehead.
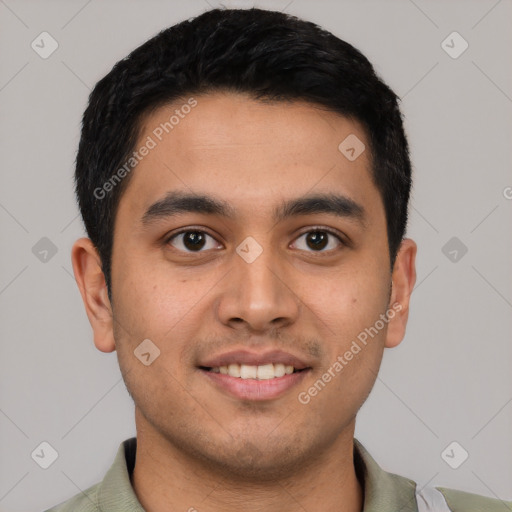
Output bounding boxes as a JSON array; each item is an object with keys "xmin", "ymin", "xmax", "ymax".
[{"xmin": 118, "ymin": 91, "xmax": 381, "ymax": 223}]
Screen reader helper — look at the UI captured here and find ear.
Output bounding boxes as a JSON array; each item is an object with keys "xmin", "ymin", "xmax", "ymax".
[
  {"xmin": 71, "ymin": 237, "xmax": 116, "ymax": 353},
  {"xmin": 385, "ymin": 238, "xmax": 417, "ymax": 349}
]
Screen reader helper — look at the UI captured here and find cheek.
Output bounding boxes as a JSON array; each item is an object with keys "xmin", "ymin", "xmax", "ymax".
[
  {"xmin": 113, "ymin": 255, "xmax": 208, "ymax": 341},
  {"xmin": 308, "ymin": 264, "xmax": 390, "ymax": 338},
  {"xmin": 299, "ymin": 274, "xmax": 387, "ymax": 423},
  {"xmin": 111, "ymin": 263, "xmax": 203, "ymax": 411},
  {"xmin": 302, "ymin": 265, "xmax": 389, "ymax": 411}
]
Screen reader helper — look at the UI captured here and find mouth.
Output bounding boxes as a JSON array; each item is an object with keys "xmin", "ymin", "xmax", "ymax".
[
  {"xmin": 199, "ymin": 363, "xmax": 307, "ymax": 379},
  {"xmin": 197, "ymin": 350, "xmax": 312, "ymax": 401}
]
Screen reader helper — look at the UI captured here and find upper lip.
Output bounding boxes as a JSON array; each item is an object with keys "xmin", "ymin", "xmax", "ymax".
[{"xmin": 199, "ymin": 349, "xmax": 311, "ymax": 370}]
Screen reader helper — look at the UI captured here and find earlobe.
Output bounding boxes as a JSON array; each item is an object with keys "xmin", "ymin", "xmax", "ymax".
[
  {"xmin": 71, "ymin": 238, "xmax": 116, "ymax": 353},
  {"xmin": 384, "ymin": 238, "xmax": 417, "ymax": 349}
]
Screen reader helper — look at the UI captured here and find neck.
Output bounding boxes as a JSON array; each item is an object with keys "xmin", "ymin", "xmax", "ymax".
[{"xmin": 131, "ymin": 412, "xmax": 364, "ymax": 512}]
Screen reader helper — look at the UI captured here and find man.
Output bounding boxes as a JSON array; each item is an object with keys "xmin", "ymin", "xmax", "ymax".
[{"xmin": 47, "ymin": 7, "xmax": 511, "ymax": 512}]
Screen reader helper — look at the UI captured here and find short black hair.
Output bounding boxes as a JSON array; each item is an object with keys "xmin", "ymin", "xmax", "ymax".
[{"xmin": 75, "ymin": 7, "xmax": 412, "ymax": 301}]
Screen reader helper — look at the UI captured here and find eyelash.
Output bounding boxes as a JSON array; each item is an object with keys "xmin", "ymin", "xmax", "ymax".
[{"xmin": 164, "ymin": 226, "xmax": 346, "ymax": 254}]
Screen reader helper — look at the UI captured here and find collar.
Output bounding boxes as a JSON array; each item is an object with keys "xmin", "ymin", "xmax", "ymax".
[
  {"xmin": 98, "ymin": 437, "xmax": 418, "ymax": 512},
  {"xmin": 353, "ymin": 438, "xmax": 418, "ymax": 511}
]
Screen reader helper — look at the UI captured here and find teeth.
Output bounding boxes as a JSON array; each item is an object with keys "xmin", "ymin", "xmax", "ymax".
[
  {"xmin": 228, "ymin": 363, "xmax": 241, "ymax": 377},
  {"xmin": 212, "ymin": 363, "xmax": 299, "ymax": 379},
  {"xmin": 240, "ymin": 364, "xmax": 257, "ymax": 379},
  {"xmin": 257, "ymin": 364, "xmax": 274, "ymax": 380},
  {"xmin": 274, "ymin": 363, "xmax": 286, "ymax": 377}
]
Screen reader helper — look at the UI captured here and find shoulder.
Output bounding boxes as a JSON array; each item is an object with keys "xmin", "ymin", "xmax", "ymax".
[
  {"xmin": 436, "ymin": 485, "xmax": 512, "ymax": 511},
  {"xmin": 43, "ymin": 437, "xmax": 141, "ymax": 512},
  {"xmin": 43, "ymin": 481, "xmax": 101, "ymax": 512}
]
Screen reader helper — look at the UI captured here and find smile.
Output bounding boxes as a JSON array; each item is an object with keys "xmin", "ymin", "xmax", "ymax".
[
  {"xmin": 202, "ymin": 363, "xmax": 303, "ymax": 379},
  {"xmin": 199, "ymin": 365, "xmax": 311, "ymax": 401}
]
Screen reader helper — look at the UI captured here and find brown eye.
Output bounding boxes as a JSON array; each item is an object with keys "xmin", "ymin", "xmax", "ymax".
[
  {"xmin": 305, "ymin": 231, "xmax": 328, "ymax": 250},
  {"xmin": 167, "ymin": 230, "xmax": 219, "ymax": 252},
  {"xmin": 292, "ymin": 229, "xmax": 343, "ymax": 252}
]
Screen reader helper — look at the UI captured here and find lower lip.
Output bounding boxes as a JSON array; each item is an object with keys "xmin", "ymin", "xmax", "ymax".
[{"xmin": 199, "ymin": 368, "xmax": 311, "ymax": 401}]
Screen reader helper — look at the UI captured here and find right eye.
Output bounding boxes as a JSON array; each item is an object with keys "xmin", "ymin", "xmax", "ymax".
[{"xmin": 165, "ymin": 229, "xmax": 222, "ymax": 253}]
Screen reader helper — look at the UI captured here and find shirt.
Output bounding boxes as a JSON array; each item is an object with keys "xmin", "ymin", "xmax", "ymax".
[{"xmin": 44, "ymin": 437, "xmax": 512, "ymax": 511}]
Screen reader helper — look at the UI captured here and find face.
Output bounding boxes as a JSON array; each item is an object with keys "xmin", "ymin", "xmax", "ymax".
[{"xmin": 73, "ymin": 91, "xmax": 416, "ymax": 480}]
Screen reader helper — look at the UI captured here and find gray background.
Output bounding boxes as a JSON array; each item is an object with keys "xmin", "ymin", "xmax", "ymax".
[{"xmin": 1, "ymin": 0, "xmax": 511, "ymax": 511}]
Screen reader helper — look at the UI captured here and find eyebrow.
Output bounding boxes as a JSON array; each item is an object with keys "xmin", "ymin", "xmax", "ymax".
[{"xmin": 141, "ymin": 190, "xmax": 366, "ymax": 227}]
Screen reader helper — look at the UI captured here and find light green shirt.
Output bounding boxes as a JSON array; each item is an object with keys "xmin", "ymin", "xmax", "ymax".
[{"xmin": 45, "ymin": 437, "xmax": 511, "ymax": 511}]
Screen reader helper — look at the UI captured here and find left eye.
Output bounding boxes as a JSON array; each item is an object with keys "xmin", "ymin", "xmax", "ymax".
[{"xmin": 292, "ymin": 229, "xmax": 343, "ymax": 252}]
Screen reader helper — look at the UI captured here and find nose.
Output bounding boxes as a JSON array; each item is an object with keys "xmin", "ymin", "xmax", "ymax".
[{"xmin": 215, "ymin": 244, "xmax": 300, "ymax": 333}]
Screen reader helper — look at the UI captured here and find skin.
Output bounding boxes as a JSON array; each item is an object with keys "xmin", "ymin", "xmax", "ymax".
[{"xmin": 72, "ymin": 91, "xmax": 416, "ymax": 512}]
